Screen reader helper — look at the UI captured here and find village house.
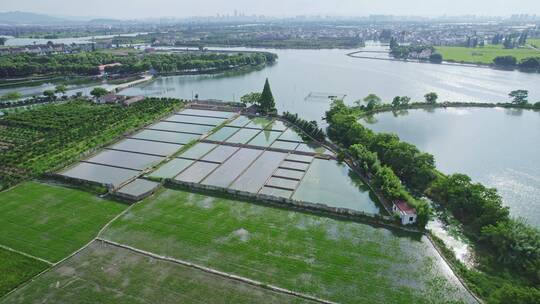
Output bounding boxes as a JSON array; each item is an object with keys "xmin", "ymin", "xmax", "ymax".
[
  {"xmin": 122, "ymin": 95, "xmax": 145, "ymax": 106},
  {"xmin": 392, "ymin": 200, "xmax": 417, "ymax": 225},
  {"xmin": 98, "ymin": 94, "xmax": 123, "ymax": 104}
]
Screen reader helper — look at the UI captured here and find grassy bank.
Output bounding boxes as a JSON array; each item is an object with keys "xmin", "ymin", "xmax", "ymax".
[
  {"xmin": 102, "ymin": 188, "xmax": 476, "ymax": 304},
  {"xmin": 435, "ymin": 45, "xmax": 540, "ymax": 64}
]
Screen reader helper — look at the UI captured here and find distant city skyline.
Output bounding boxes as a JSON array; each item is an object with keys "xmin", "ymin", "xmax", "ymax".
[{"xmin": 1, "ymin": 0, "xmax": 540, "ymax": 20}]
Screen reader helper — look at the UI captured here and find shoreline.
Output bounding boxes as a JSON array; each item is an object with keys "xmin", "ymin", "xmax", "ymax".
[{"xmin": 346, "ymin": 50, "xmax": 539, "ymax": 73}]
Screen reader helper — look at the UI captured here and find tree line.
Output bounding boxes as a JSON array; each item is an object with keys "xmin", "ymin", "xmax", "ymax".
[
  {"xmin": 493, "ymin": 55, "xmax": 540, "ymax": 71},
  {"xmin": 282, "ymin": 112, "xmax": 325, "ymax": 142},
  {"xmin": 0, "ymin": 51, "xmax": 278, "ymax": 78}
]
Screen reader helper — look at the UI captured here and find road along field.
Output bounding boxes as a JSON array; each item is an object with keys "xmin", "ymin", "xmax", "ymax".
[
  {"xmin": 2, "ymin": 241, "xmax": 313, "ymax": 304},
  {"xmin": 100, "ymin": 188, "xmax": 477, "ymax": 304},
  {"xmin": 0, "ymin": 181, "xmax": 126, "ymax": 263},
  {"xmin": 0, "ymin": 248, "xmax": 48, "ymax": 297},
  {"xmin": 435, "ymin": 45, "xmax": 540, "ymax": 64}
]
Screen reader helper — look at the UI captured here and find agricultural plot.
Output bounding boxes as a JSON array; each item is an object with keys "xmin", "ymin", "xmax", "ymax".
[
  {"xmin": 435, "ymin": 44, "xmax": 540, "ymax": 64},
  {"xmin": 101, "ymin": 189, "xmax": 477, "ymax": 304},
  {"xmin": 60, "ymin": 162, "xmax": 140, "ymax": 188},
  {"xmin": 2, "ymin": 241, "xmax": 311, "ymax": 304},
  {"xmin": 0, "ymin": 182, "xmax": 125, "ymax": 262},
  {"xmin": 115, "ymin": 178, "xmax": 160, "ymax": 199},
  {"xmin": 0, "ymin": 248, "xmax": 48, "ymax": 297},
  {"xmin": 293, "ymin": 159, "xmax": 381, "ymax": 214},
  {"xmin": 148, "ymin": 114, "xmax": 380, "ymax": 213},
  {"xmin": 58, "ymin": 108, "xmax": 237, "ymax": 191},
  {"xmin": 0, "ymin": 99, "xmax": 181, "ymax": 190}
]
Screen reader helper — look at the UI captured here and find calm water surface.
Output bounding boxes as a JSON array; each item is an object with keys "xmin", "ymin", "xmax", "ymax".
[
  {"xmin": 123, "ymin": 46, "xmax": 540, "ymax": 121},
  {"xmin": 365, "ymin": 107, "xmax": 540, "ymax": 227}
]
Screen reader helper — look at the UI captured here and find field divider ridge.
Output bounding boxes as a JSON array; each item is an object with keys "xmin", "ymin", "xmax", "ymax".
[
  {"xmin": 96, "ymin": 237, "xmax": 338, "ymax": 304},
  {"xmin": 0, "ymin": 243, "xmax": 53, "ymax": 266}
]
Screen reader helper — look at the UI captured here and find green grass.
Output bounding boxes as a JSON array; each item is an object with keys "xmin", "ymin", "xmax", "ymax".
[
  {"xmin": 1, "ymin": 241, "xmax": 311, "ymax": 304},
  {"xmin": 435, "ymin": 44, "xmax": 540, "ymax": 64},
  {"xmin": 0, "ymin": 181, "xmax": 126, "ymax": 262},
  {"xmin": 102, "ymin": 188, "xmax": 476, "ymax": 304},
  {"xmin": 0, "ymin": 248, "xmax": 48, "ymax": 297},
  {"xmin": 529, "ymin": 39, "xmax": 540, "ymax": 49}
]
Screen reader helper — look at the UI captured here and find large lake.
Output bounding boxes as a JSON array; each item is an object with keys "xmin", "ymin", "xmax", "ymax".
[
  {"xmin": 364, "ymin": 107, "xmax": 540, "ymax": 227},
  {"xmin": 123, "ymin": 46, "xmax": 540, "ymax": 121}
]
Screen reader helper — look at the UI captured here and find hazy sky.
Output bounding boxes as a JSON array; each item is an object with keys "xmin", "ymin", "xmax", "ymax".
[{"xmin": 1, "ymin": 0, "xmax": 539, "ymax": 19}]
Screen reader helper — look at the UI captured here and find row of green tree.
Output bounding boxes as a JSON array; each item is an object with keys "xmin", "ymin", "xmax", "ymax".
[
  {"xmin": 104, "ymin": 52, "xmax": 277, "ymax": 74},
  {"xmin": 325, "ymin": 98, "xmax": 539, "ymax": 302},
  {"xmin": 389, "ymin": 40, "xmax": 443, "ymax": 63},
  {"xmin": 326, "ymin": 100, "xmax": 432, "ymax": 226},
  {"xmin": 493, "ymin": 56, "xmax": 540, "ymax": 71},
  {"xmin": 240, "ymin": 78, "xmax": 276, "ymax": 115},
  {"xmin": 282, "ymin": 112, "xmax": 325, "ymax": 142},
  {"xmin": 0, "ymin": 51, "xmax": 277, "ymax": 78}
]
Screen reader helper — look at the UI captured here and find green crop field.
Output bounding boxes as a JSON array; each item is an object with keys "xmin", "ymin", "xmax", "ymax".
[
  {"xmin": 529, "ymin": 39, "xmax": 540, "ymax": 49},
  {"xmin": 102, "ymin": 188, "xmax": 476, "ymax": 304},
  {"xmin": 0, "ymin": 181, "xmax": 126, "ymax": 262},
  {"xmin": 0, "ymin": 248, "xmax": 48, "ymax": 297},
  {"xmin": 435, "ymin": 45, "xmax": 540, "ymax": 64},
  {"xmin": 2, "ymin": 241, "xmax": 311, "ymax": 304}
]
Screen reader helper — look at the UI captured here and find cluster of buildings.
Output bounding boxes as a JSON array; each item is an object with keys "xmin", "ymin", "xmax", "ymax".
[
  {"xmin": 386, "ymin": 22, "xmax": 539, "ymax": 46},
  {"xmin": 0, "ymin": 40, "xmax": 113, "ymax": 56}
]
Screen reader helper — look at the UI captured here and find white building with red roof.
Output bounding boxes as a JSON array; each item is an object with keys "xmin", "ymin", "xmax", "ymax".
[{"xmin": 392, "ymin": 200, "xmax": 417, "ymax": 225}]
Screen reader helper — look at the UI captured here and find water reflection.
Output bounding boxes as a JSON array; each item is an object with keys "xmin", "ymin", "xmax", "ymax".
[{"xmin": 365, "ymin": 108, "xmax": 540, "ymax": 227}]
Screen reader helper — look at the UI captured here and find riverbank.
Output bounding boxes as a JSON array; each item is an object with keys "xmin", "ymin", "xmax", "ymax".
[
  {"xmin": 347, "ymin": 50, "xmax": 519, "ymax": 70},
  {"xmin": 357, "ymin": 101, "xmax": 540, "ymax": 117},
  {"xmin": 347, "ymin": 49, "xmax": 540, "ymax": 74}
]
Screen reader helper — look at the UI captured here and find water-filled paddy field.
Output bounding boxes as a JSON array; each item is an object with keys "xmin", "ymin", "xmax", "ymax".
[{"xmin": 58, "ymin": 107, "xmax": 381, "ymax": 213}]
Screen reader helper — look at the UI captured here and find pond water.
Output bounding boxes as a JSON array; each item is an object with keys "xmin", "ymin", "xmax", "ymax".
[
  {"xmin": 293, "ymin": 158, "xmax": 381, "ymax": 214},
  {"xmin": 85, "ymin": 150, "xmax": 163, "ymax": 171},
  {"xmin": 148, "ymin": 158, "xmax": 194, "ymax": 179},
  {"xmin": 130, "ymin": 129, "xmax": 199, "ymax": 145},
  {"xmin": 201, "ymin": 148, "xmax": 263, "ymax": 188},
  {"xmin": 122, "ymin": 45, "xmax": 540, "ymax": 121},
  {"xmin": 231, "ymin": 151, "xmax": 288, "ymax": 193},
  {"xmin": 110, "ymin": 138, "xmax": 183, "ymax": 156},
  {"xmin": 364, "ymin": 107, "xmax": 540, "ymax": 227},
  {"xmin": 60, "ymin": 162, "xmax": 140, "ymax": 188}
]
